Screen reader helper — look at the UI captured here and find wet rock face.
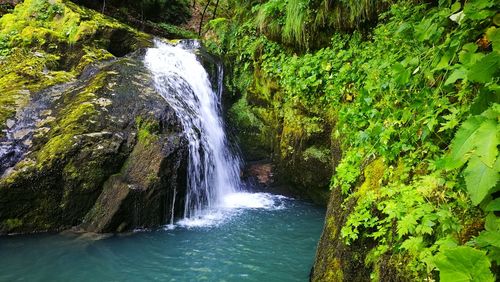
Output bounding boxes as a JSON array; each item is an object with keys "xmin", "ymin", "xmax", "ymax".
[
  {"xmin": 226, "ymin": 71, "xmax": 334, "ymax": 205},
  {"xmin": 0, "ymin": 51, "xmax": 188, "ymax": 234},
  {"xmin": 310, "ymin": 187, "xmax": 373, "ymax": 282}
]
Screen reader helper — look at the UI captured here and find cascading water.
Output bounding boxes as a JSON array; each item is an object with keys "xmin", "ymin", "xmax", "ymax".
[{"xmin": 144, "ymin": 39, "xmax": 242, "ymax": 222}]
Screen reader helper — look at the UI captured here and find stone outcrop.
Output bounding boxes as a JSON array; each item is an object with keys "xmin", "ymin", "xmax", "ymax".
[
  {"xmin": 0, "ymin": 0, "xmax": 189, "ymax": 234},
  {"xmin": 226, "ymin": 71, "xmax": 335, "ymax": 205},
  {"xmin": 0, "ymin": 52, "xmax": 189, "ymax": 234}
]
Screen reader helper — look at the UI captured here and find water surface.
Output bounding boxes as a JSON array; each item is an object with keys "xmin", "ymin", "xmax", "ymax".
[{"xmin": 0, "ymin": 193, "xmax": 324, "ymax": 282}]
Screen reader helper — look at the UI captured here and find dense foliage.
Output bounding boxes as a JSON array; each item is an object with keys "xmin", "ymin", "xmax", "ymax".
[
  {"xmin": 207, "ymin": 0, "xmax": 500, "ymax": 280},
  {"xmin": 74, "ymin": 0, "xmax": 192, "ymax": 25}
]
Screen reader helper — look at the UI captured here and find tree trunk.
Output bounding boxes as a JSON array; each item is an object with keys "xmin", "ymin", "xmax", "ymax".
[
  {"xmin": 198, "ymin": 0, "xmax": 212, "ymax": 36},
  {"xmin": 212, "ymin": 0, "xmax": 220, "ymax": 20}
]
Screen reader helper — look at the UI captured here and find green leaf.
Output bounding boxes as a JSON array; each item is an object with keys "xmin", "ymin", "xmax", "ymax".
[
  {"xmin": 467, "ymin": 52, "xmax": 500, "ymax": 83},
  {"xmin": 487, "ymin": 246, "xmax": 500, "ymax": 264},
  {"xmin": 464, "ymin": 156, "xmax": 499, "ymax": 205},
  {"xmin": 486, "ymin": 27, "xmax": 500, "ymax": 52},
  {"xmin": 416, "ymin": 216, "xmax": 436, "ymax": 235},
  {"xmin": 434, "ymin": 246, "xmax": 494, "ymax": 282},
  {"xmin": 485, "ymin": 198, "xmax": 500, "ymax": 211},
  {"xmin": 450, "ymin": 1, "xmax": 461, "ymax": 13},
  {"xmin": 476, "ymin": 230, "xmax": 500, "ymax": 248},
  {"xmin": 392, "ymin": 63, "xmax": 410, "ymax": 86},
  {"xmin": 415, "ymin": 18, "xmax": 439, "ymax": 42},
  {"xmin": 474, "ymin": 119, "xmax": 499, "ymax": 167},
  {"xmin": 470, "ymin": 88, "xmax": 500, "ymax": 115},
  {"xmin": 462, "ymin": 42, "xmax": 478, "ymax": 53},
  {"xmin": 400, "ymin": 236, "xmax": 424, "ymax": 255},
  {"xmin": 445, "ymin": 116, "xmax": 485, "ymax": 169},
  {"xmin": 485, "ymin": 213, "xmax": 500, "ymax": 232},
  {"xmin": 495, "ymin": 13, "xmax": 500, "ymax": 26},
  {"xmin": 459, "ymin": 50, "xmax": 483, "ymax": 67},
  {"xmin": 481, "ymin": 103, "xmax": 500, "ymax": 120},
  {"xmin": 398, "ymin": 213, "xmax": 418, "ymax": 237},
  {"xmin": 445, "ymin": 66, "xmax": 468, "ymax": 85},
  {"xmin": 463, "ymin": 0, "xmax": 496, "ymax": 21}
]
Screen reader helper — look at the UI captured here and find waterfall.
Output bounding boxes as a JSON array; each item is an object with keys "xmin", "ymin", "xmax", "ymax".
[{"xmin": 144, "ymin": 40, "xmax": 241, "ymax": 221}]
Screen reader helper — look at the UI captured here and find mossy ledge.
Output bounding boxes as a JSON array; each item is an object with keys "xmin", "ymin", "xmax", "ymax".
[
  {"xmin": 0, "ymin": 0, "xmax": 152, "ymax": 138},
  {"xmin": 0, "ymin": 53, "xmax": 188, "ymax": 234}
]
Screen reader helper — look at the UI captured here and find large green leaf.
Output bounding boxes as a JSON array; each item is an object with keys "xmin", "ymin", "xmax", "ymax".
[
  {"xmin": 434, "ymin": 246, "xmax": 494, "ymax": 282},
  {"xmin": 485, "ymin": 213, "xmax": 500, "ymax": 232},
  {"xmin": 474, "ymin": 119, "xmax": 499, "ymax": 167},
  {"xmin": 445, "ymin": 116, "xmax": 485, "ymax": 169},
  {"xmin": 485, "ymin": 198, "xmax": 500, "ymax": 211},
  {"xmin": 467, "ymin": 52, "xmax": 500, "ymax": 83},
  {"xmin": 392, "ymin": 63, "xmax": 410, "ymax": 86},
  {"xmin": 464, "ymin": 156, "xmax": 499, "ymax": 205}
]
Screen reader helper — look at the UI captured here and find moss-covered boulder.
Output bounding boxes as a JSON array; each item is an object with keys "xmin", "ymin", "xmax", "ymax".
[
  {"xmin": 0, "ymin": 52, "xmax": 188, "ymax": 234},
  {"xmin": 0, "ymin": 0, "xmax": 152, "ymax": 138},
  {"xmin": 0, "ymin": 0, "xmax": 189, "ymax": 234}
]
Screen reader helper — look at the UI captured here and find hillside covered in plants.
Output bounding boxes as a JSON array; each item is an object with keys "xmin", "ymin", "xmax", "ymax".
[{"xmin": 205, "ymin": 0, "xmax": 500, "ymax": 280}]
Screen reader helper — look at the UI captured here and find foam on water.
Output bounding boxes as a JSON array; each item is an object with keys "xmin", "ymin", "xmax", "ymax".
[
  {"xmin": 222, "ymin": 192, "xmax": 287, "ymax": 209},
  {"xmin": 176, "ymin": 193, "xmax": 288, "ymax": 228}
]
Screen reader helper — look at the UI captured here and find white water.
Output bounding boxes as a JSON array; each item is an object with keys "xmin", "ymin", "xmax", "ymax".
[{"xmin": 145, "ymin": 40, "xmax": 268, "ymax": 225}]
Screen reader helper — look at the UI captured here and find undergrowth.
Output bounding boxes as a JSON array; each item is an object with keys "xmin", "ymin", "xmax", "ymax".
[{"xmin": 208, "ymin": 0, "xmax": 500, "ymax": 280}]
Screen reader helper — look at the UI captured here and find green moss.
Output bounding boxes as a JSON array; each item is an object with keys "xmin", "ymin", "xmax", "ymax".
[
  {"xmin": 280, "ymin": 106, "xmax": 324, "ymax": 158},
  {"xmin": 135, "ymin": 117, "xmax": 160, "ymax": 144},
  {"xmin": 36, "ymin": 72, "xmax": 107, "ymax": 165},
  {"xmin": 303, "ymin": 146, "xmax": 330, "ymax": 163},
  {"xmin": 0, "ymin": 0, "xmax": 146, "ymax": 50},
  {"xmin": 320, "ymin": 258, "xmax": 343, "ymax": 282},
  {"xmin": 358, "ymin": 158, "xmax": 385, "ymax": 196},
  {"xmin": 2, "ymin": 218, "xmax": 23, "ymax": 232},
  {"xmin": 37, "ymin": 134, "xmax": 75, "ymax": 165},
  {"xmin": 0, "ymin": 49, "xmax": 69, "ymax": 134},
  {"xmin": 0, "ymin": 0, "xmax": 151, "ymax": 136},
  {"xmin": 326, "ymin": 217, "xmax": 338, "ymax": 239},
  {"xmin": 75, "ymin": 46, "xmax": 114, "ymax": 73},
  {"xmin": 229, "ymin": 96, "xmax": 263, "ymax": 130}
]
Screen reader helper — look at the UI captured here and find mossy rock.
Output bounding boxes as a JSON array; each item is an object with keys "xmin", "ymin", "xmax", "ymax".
[
  {"xmin": 0, "ymin": 51, "xmax": 188, "ymax": 235},
  {"xmin": 311, "ymin": 182, "xmax": 374, "ymax": 282},
  {"xmin": 0, "ymin": 0, "xmax": 153, "ymax": 139},
  {"xmin": 227, "ymin": 70, "xmax": 334, "ymax": 205},
  {"xmin": 0, "ymin": 0, "xmax": 192, "ymax": 235},
  {"xmin": 311, "ymin": 158, "xmax": 416, "ymax": 281}
]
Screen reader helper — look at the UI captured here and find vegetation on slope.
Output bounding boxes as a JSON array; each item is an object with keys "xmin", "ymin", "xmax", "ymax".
[
  {"xmin": 0, "ymin": 0, "xmax": 151, "ymax": 138},
  {"xmin": 72, "ymin": 0, "xmax": 196, "ymax": 38},
  {"xmin": 206, "ymin": 0, "xmax": 500, "ymax": 280}
]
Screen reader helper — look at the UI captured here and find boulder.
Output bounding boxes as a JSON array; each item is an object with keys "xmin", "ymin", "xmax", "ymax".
[{"xmin": 0, "ymin": 51, "xmax": 188, "ymax": 234}]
